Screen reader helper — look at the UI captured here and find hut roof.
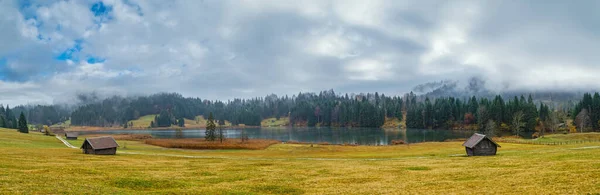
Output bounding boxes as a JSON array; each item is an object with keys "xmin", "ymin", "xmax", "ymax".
[
  {"xmin": 81, "ymin": 137, "xmax": 119, "ymax": 150},
  {"xmin": 65, "ymin": 132, "xmax": 79, "ymax": 137},
  {"xmin": 462, "ymin": 133, "xmax": 501, "ymax": 148}
]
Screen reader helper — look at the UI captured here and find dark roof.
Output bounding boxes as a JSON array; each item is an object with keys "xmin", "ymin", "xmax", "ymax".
[
  {"xmin": 81, "ymin": 137, "xmax": 119, "ymax": 150},
  {"xmin": 462, "ymin": 133, "xmax": 501, "ymax": 148},
  {"xmin": 65, "ymin": 132, "xmax": 79, "ymax": 137}
]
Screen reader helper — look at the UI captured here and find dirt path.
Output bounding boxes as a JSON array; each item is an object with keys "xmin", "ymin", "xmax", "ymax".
[{"xmin": 55, "ymin": 135, "xmax": 77, "ymax": 149}]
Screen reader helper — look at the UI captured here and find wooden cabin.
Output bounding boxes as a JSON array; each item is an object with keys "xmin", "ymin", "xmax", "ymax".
[
  {"xmin": 65, "ymin": 132, "xmax": 79, "ymax": 140},
  {"xmin": 81, "ymin": 137, "xmax": 119, "ymax": 155},
  {"xmin": 462, "ymin": 133, "xmax": 500, "ymax": 156}
]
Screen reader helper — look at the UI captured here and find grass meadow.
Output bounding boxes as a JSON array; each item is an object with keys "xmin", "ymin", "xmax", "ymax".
[{"xmin": 0, "ymin": 128, "xmax": 599, "ymax": 194}]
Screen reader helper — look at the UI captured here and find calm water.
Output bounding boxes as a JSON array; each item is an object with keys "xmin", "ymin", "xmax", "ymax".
[{"xmin": 77, "ymin": 127, "xmax": 477, "ymax": 145}]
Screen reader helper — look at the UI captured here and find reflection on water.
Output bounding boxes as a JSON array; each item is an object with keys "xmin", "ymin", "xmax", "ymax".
[{"xmin": 78, "ymin": 127, "xmax": 477, "ymax": 145}]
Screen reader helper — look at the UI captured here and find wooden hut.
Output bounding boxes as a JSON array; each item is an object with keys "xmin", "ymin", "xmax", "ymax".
[
  {"xmin": 462, "ymin": 133, "xmax": 500, "ymax": 156},
  {"xmin": 65, "ymin": 132, "xmax": 79, "ymax": 140},
  {"xmin": 81, "ymin": 137, "xmax": 119, "ymax": 155}
]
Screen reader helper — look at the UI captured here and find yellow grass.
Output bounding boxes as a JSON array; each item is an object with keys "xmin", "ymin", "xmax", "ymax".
[
  {"xmin": 128, "ymin": 115, "xmax": 157, "ymax": 128},
  {"xmin": 184, "ymin": 115, "xmax": 232, "ymax": 128},
  {"xmin": 50, "ymin": 119, "xmax": 71, "ymax": 128},
  {"xmin": 144, "ymin": 138, "xmax": 280, "ymax": 150},
  {"xmin": 1, "ymin": 128, "xmax": 600, "ymax": 194},
  {"xmin": 261, "ymin": 117, "xmax": 290, "ymax": 127},
  {"xmin": 381, "ymin": 117, "xmax": 403, "ymax": 128}
]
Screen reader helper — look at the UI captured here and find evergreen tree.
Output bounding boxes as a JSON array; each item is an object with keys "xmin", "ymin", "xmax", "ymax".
[
  {"xmin": 178, "ymin": 117, "xmax": 185, "ymax": 127},
  {"xmin": 205, "ymin": 112, "xmax": 217, "ymax": 141},
  {"xmin": 18, "ymin": 112, "xmax": 28, "ymax": 133}
]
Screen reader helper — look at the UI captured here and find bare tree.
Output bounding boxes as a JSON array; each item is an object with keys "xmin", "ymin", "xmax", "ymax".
[
  {"xmin": 576, "ymin": 109, "xmax": 591, "ymax": 133},
  {"xmin": 218, "ymin": 124, "xmax": 225, "ymax": 143},
  {"xmin": 545, "ymin": 111, "xmax": 560, "ymax": 134},
  {"xmin": 485, "ymin": 120, "xmax": 497, "ymax": 138},
  {"xmin": 175, "ymin": 128, "xmax": 183, "ymax": 139},
  {"xmin": 512, "ymin": 111, "xmax": 524, "ymax": 136}
]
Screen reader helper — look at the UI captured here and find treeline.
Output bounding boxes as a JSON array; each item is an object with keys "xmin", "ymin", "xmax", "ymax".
[
  {"xmin": 70, "ymin": 93, "xmax": 265, "ymax": 127},
  {"xmin": 406, "ymin": 93, "xmax": 554, "ymax": 133},
  {"xmin": 0, "ymin": 105, "xmax": 29, "ymax": 133},
  {"xmin": 571, "ymin": 92, "xmax": 600, "ymax": 132},
  {"xmin": 13, "ymin": 105, "xmax": 70, "ymax": 126},
  {"xmin": 15, "ymin": 90, "xmax": 600, "ymax": 134},
  {"xmin": 0, "ymin": 105, "xmax": 20, "ymax": 129},
  {"xmin": 69, "ymin": 90, "xmax": 403, "ymax": 128}
]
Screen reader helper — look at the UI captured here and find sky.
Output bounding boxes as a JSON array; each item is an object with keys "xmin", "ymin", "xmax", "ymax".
[{"xmin": 2, "ymin": 0, "xmax": 600, "ymax": 106}]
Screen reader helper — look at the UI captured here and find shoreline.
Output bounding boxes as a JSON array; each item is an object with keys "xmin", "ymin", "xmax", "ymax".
[
  {"xmin": 65, "ymin": 125, "xmax": 261, "ymax": 132},
  {"xmin": 64, "ymin": 125, "xmax": 488, "ymax": 132}
]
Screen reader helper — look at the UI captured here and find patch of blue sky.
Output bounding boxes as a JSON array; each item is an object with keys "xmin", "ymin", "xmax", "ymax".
[
  {"xmin": 123, "ymin": 0, "xmax": 143, "ymax": 16},
  {"xmin": 55, "ymin": 40, "xmax": 84, "ymax": 62},
  {"xmin": 90, "ymin": 1, "xmax": 114, "ymax": 30},
  {"xmin": 86, "ymin": 56, "xmax": 106, "ymax": 64},
  {"xmin": 0, "ymin": 57, "xmax": 10, "ymax": 81}
]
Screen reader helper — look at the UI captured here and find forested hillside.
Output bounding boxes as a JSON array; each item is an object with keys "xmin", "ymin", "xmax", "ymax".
[
  {"xmin": 406, "ymin": 93, "xmax": 547, "ymax": 132},
  {"xmin": 12, "ymin": 105, "xmax": 70, "ymax": 126},
  {"xmin": 7, "ymin": 88, "xmax": 600, "ymax": 134},
  {"xmin": 0, "ymin": 105, "xmax": 20, "ymax": 129},
  {"xmin": 69, "ymin": 90, "xmax": 403, "ymax": 128}
]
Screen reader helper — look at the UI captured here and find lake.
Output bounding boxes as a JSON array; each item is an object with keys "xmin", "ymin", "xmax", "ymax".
[{"xmin": 77, "ymin": 127, "xmax": 478, "ymax": 145}]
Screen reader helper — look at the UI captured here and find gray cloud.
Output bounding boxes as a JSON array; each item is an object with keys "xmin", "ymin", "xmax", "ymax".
[{"xmin": 1, "ymin": 0, "xmax": 600, "ymax": 105}]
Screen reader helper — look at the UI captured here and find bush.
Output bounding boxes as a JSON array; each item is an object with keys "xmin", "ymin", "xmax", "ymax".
[{"xmin": 391, "ymin": 140, "xmax": 405, "ymax": 145}]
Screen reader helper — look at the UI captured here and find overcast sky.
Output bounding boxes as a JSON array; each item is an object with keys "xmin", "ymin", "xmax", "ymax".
[{"xmin": 1, "ymin": 0, "xmax": 600, "ymax": 106}]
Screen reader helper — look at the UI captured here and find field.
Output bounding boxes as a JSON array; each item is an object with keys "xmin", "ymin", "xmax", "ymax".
[
  {"xmin": 1, "ymin": 128, "xmax": 599, "ymax": 194},
  {"xmin": 127, "ymin": 115, "xmax": 233, "ymax": 128},
  {"xmin": 51, "ymin": 119, "xmax": 71, "ymax": 128},
  {"xmin": 261, "ymin": 117, "xmax": 290, "ymax": 127},
  {"xmin": 128, "ymin": 115, "xmax": 158, "ymax": 128}
]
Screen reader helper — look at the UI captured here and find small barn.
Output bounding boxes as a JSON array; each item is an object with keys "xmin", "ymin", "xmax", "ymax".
[
  {"xmin": 462, "ymin": 133, "xmax": 500, "ymax": 156},
  {"xmin": 65, "ymin": 132, "xmax": 79, "ymax": 140},
  {"xmin": 81, "ymin": 137, "xmax": 119, "ymax": 155}
]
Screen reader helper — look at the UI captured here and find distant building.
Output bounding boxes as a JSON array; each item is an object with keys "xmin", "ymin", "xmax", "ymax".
[
  {"xmin": 81, "ymin": 137, "xmax": 119, "ymax": 155},
  {"xmin": 462, "ymin": 133, "xmax": 500, "ymax": 156},
  {"xmin": 65, "ymin": 132, "xmax": 79, "ymax": 140},
  {"xmin": 50, "ymin": 127, "xmax": 65, "ymax": 136}
]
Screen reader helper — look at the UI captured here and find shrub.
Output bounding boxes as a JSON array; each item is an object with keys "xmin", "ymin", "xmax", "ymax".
[{"xmin": 391, "ymin": 140, "xmax": 405, "ymax": 145}]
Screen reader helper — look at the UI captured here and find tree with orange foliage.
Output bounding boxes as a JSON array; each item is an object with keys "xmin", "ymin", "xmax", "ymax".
[{"xmin": 463, "ymin": 113, "xmax": 475, "ymax": 125}]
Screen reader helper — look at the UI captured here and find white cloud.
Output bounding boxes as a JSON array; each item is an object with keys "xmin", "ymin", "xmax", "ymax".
[
  {"xmin": 2, "ymin": 0, "xmax": 600, "ymax": 105},
  {"xmin": 344, "ymin": 59, "xmax": 393, "ymax": 81}
]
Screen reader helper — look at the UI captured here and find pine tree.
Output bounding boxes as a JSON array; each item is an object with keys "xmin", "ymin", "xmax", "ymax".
[
  {"xmin": 18, "ymin": 112, "xmax": 28, "ymax": 134},
  {"xmin": 205, "ymin": 112, "xmax": 216, "ymax": 141},
  {"xmin": 178, "ymin": 117, "xmax": 185, "ymax": 127}
]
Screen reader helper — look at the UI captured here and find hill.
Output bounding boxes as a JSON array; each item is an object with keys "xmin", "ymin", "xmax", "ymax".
[{"xmin": 127, "ymin": 115, "xmax": 233, "ymax": 129}]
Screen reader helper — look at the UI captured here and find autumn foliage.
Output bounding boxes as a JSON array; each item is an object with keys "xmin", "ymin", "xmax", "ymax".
[{"xmin": 463, "ymin": 113, "xmax": 475, "ymax": 125}]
